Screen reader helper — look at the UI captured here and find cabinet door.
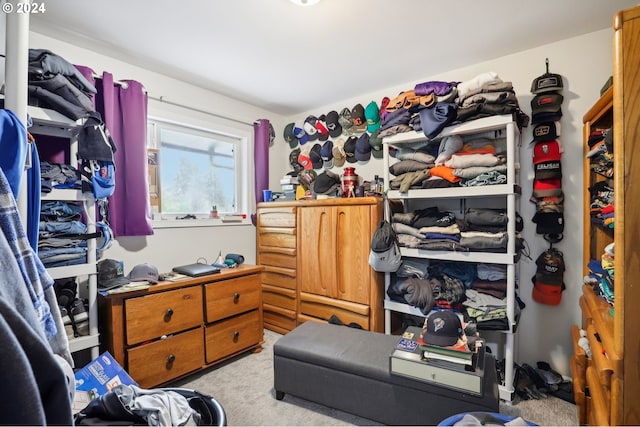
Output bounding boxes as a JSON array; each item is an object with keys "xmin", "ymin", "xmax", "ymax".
[
  {"xmin": 335, "ymin": 205, "xmax": 371, "ymax": 305},
  {"xmin": 298, "ymin": 206, "xmax": 337, "ymax": 298}
]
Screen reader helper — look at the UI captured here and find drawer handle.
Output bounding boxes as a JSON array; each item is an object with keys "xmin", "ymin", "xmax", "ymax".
[
  {"xmin": 233, "ymin": 292, "xmax": 240, "ymax": 303},
  {"xmin": 233, "ymin": 331, "xmax": 240, "ymax": 342},
  {"xmin": 167, "ymin": 354, "xmax": 176, "ymax": 365},
  {"xmin": 165, "ymin": 308, "xmax": 174, "ymax": 320}
]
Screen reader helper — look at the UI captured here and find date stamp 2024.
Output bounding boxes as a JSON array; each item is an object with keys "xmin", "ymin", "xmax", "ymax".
[{"xmin": 2, "ymin": 1, "xmax": 46, "ymax": 14}]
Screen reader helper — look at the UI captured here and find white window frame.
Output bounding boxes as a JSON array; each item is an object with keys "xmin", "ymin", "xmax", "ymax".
[{"xmin": 147, "ymin": 115, "xmax": 254, "ymax": 228}]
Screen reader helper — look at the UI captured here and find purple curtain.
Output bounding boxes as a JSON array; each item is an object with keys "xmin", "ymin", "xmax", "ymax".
[
  {"xmin": 252, "ymin": 119, "xmax": 270, "ymax": 225},
  {"xmin": 94, "ymin": 72, "xmax": 153, "ymax": 237}
]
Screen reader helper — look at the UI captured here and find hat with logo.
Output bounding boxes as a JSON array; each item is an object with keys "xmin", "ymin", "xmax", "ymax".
[
  {"xmin": 344, "ymin": 136, "xmax": 358, "ymax": 163},
  {"xmin": 283, "ymin": 122, "xmax": 297, "ymax": 148},
  {"xmin": 303, "ymin": 116, "xmax": 319, "ymax": 141},
  {"xmin": 531, "ymin": 121, "xmax": 561, "ymax": 143},
  {"xmin": 355, "ymin": 132, "xmax": 372, "ymax": 162},
  {"xmin": 351, "ymin": 104, "xmax": 367, "ymax": 132},
  {"xmin": 422, "ymin": 310, "xmax": 463, "ymax": 347},
  {"xmin": 364, "ymin": 101, "xmax": 381, "ymax": 133},
  {"xmin": 332, "ymin": 138, "xmax": 347, "ymax": 167},
  {"xmin": 297, "ymin": 146, "xmax": 313, "ymax": 170},
  {"xmin": 534, "ymin": 160, "xmax": 562, "ymax": 180},
  {"xmin": 338, "ymin": 108, "xmax": 354, "ymax": 135},
  {"xmin": 128, "ymin": 263, "xmax": 159, "ymax": 284},
  {"xmin": 293, "ymin": 123, "xmax": 308, "ymax": 145},
  {"xmin": 297, "ymin": 169, "xmax": 317, "ymax": 189},
  {"xmin": 289, "ymin": 148, "xmax": 303, "ymax": 172},
  {"xmin": 531, "ymin": 72, "xmax": 564, "ymax": 94},
  {"xmin": 97, "ymin": 259, "xmax": 130, "ymax": 290},
  {"xmin": 320, "ymin": 140, "xmax": 334, "ymax": 169},
  {"xmin": 369, "ymin": 130, "xmax": 383, "ymax": 159},
  {"xmin": 325, "ymin": 110, "xmax": 343, "ymax": 138},
  {"xmin": 531, "ymin": 93, "xmax": 563, "ymax": 114},
  {"xmin": 309, "ymin": 143, "xmax": 323, "ymax": 169},
  {"xmin": 531, "ymin": 248, "xmax": 566, "ymax": 305},
  {"xmin": 315, "ymin": 115, "xmax": 329, "ymax": 141},
  {"xmin": 533, "ymin": 140, "xmax": 562, "ymax": 164}
]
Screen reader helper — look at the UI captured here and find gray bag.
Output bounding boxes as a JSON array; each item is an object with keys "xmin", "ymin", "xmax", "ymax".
[{"xmin": 369, "ymin": 219, "xmax": 402, "ymax": 273}]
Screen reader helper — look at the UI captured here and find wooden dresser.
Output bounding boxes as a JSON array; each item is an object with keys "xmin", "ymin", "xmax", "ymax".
[
  {"xmin": 99, "ymin": 264, "xmax": 263, "ymax": 388},
  {"xmin": 571, "ymin": 5, "xmax": 640, "ymax": 425},
  {"xmin": 257, "ymin": 197, "xmax": 384, "ymax": 333}
]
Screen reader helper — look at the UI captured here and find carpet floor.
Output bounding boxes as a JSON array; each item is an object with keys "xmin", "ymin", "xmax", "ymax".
[{"xmin": 171, "ymin": 329, "xmax": 578, "ymax": 426}]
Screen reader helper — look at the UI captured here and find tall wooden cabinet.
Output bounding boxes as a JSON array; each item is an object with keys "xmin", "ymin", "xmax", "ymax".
[
  {"xmin": 572, "ymin": 5, "xmax": 640, "ymax": 425},
  {"xmin": 257, "ymin": 197, "xmax": 384, "ymax": 333}
]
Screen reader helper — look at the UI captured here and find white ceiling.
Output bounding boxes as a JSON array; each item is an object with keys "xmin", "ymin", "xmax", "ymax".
[{"xmin": 29, "ymin": 0, "xmax": 638, "ymax": 116}]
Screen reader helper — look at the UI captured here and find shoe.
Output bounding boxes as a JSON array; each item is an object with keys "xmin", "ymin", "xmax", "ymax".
[
  {"xmin": 59, "ymin": 307, "xmax": 75, "ymax": 339},
  {"xmin": 69, "ymin": 299, "xmax": 89, "ymax": 336}
]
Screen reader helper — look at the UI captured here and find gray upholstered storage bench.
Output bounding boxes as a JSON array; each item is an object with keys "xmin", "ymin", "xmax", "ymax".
[{"xmin": 273, "ymin": 321, "xmax": 499, "ymax": 426}]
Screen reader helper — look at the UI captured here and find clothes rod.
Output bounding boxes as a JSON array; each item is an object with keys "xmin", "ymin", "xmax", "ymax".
[{"xmin": 148, "ymin": 95, "xmax": 255, "ymax": 127}]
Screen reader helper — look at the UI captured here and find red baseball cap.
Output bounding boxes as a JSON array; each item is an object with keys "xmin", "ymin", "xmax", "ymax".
[
  {"xmin": 532, "ymin": 279, "xmax": 564, "ymax": 306},
  {"xmin": 533, "ymin": 140, "xmax": 562, "ymax": 164}
]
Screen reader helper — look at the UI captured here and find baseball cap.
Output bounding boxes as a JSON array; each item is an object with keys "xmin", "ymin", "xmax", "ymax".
[
  {"xmin": 313, "ymin": 170, "xmax": 341, "ymax": 195},
  {"xmin": 297, "ymin": 147, "xmax": 313, "ymax": 170},
  {"xmin": 320, "ymin": 140, "xmax": 334, "ymax": 169},
  {"xmin": 344, "ymin": 136, "xmax": 358, "ymax": 163},
  {"xmin": 293, "ymin": 123, "xmax": 308, "ymax": 145},
  {"xmin": 369, "ymin": 130, "xmax": 383, "ymax": 159},
  {"xmin": 97, "ymin": 259, "xmax": 130, "ymax": 290},
  {"xmin": 283, "ymin": 122, "xmax": 297, "ymax": 148},
  {"xmin": 128, "ymin": 263, "xmax": 159, "ymax": 284},
  {"xmin": 532, "ymin": 211, "xmax": 564, "ymax": 236},
  {"xmin": 309, "ymin": 143, "xmax": 323, "ymax": 169},
  {"xmin": 422, "ymin": 311, "xmax": 463, "ymax": 347},
  {"xmin": 351, "ymin": 104, "xmax": 367, "ymax": 132},
  {"xmin": 364, "ymin": 101, "xmax": 381, "ymax": 133},
  {"xmin": 533, "ymin": 140, "xmax": 562, "ymax": 164},
  {"xmin": 338, "ymin": 108, "xmax": 354, "ymax": 135},
  {"xmin": 531, "ymin": 73, "xmax": 564, "ymax": 94},
  {"xmin": 531, "ymin": 277, "xmax": 564, "ymax": 306},
  {"xmin": 531, "ymin": 93, "xmax": 563, "ymax": 115},
  {"xmin": 325, "ymin": 110, "xmax": 343, "ymax": 138},
  {"xmin": 531, "ymin": 121, "xmax": 560, "ymax": 143},
  {"xmin": 315, "ymin": 115, "xmax": 329, "ymax": 141},
  {"xmin": 332, "ymin": 138, "xmax": 346, "ymax": 167},
  {"xmin": 534, "ymin": 160, "xmax": 562, "ymax": 180},
  {"xmin": 355, "ymin": 132, "xmax": 371, "ymax": 162},
  {"xmin": 303, "ymin": 116, "xmax": 319, "ymax": 141}
]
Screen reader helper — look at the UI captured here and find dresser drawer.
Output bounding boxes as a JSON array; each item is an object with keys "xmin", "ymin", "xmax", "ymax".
[
  {"xmin": 262, "ymin": 283, "xmax": 296, "ymax": 310},
  {"xmin": 258, "ymin": 207, "xmax": 296, "ymax": 227},
  {"xmin": 205, "ymin": 274, "xmax": 261, "ymax": 322},
  {"xmin": 262, "ymin": 266, "xmax": 297, "ymax": 290},
  {"xmin": 127, "ymin": 327, "xmax": 204, "ymax": 388},
  {"xmin": 259, "ymin": 227, "xmax": 296, "ymax": 248},
  {"xmin": 125, "ymin": 286, "xmax": 203, "ymax": 345},
  {"xmin": 258, "ymin": 248, "xmax": 296, "ymax": 269},
  {"xmin": 263, "ymin": 303, "xmax": 297, "ymax": 334},
  {"xmin": 205, "ymin": 310, "xmax": 261, "ymax": 363}
]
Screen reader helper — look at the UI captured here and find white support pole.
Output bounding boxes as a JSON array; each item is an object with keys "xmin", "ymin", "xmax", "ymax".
[{"xmin": 4, "ymin": 3, "xmax": 30, "ymax": 216}]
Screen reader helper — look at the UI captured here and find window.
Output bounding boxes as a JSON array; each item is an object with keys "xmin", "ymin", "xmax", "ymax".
[{"xmin": 147, "ymin": 118, "xmax": 251, "ymax": 219}]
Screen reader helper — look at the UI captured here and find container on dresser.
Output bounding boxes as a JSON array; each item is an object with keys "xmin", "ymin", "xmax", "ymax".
[
  {"xmin": 571, "ymin": 7, "xmax": 640, "ymax": 424},
  {"xmin": 381, "ymin": 114, "xmax": 521, "ymax": 401},
  {"xmin": 256, "ymin": 198, "xmax": 385, "ymax": 333},
  {"xmin": 256, "ymin": 203, "xmax": 298, "ymax": 334},
  {"xmin": 30, "ymin": 105, "xmax": 101, "ymax": 359},
  {"xmin": 99, "ymin": 265, "xmax": 264, "ymax": 388}
]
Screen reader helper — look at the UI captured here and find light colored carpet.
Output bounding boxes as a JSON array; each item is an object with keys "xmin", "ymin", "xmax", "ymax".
[{"xmin": 171, "ymin": 329, "xmax": 578, "ymax": 426}]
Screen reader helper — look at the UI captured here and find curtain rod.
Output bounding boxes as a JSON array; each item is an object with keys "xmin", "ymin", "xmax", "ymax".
[{"xmin": 147, "ymin": 95, "xmax": 255, "ymax": 127}]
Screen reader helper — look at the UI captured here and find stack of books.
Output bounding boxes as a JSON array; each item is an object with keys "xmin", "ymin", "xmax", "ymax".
[
  {"xmin": 389, "ymin": 326, "xmax": 486, "ymax": 395},
  {"xmin": 280, "ymin": 176, "xmax": 298, "ymax": 200}
]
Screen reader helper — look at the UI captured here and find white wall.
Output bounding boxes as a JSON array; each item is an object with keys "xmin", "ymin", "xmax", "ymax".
[
  {"xmin": 270, "ymin": 29, "xmax": 613, "ymax": 377},
  {"xmin": 27, "ymin": 27, "xmax": 614, "ymax": 377},
  {"xmin": 28, "ymin": 31, "xmax": 289, "ymax": 272}
]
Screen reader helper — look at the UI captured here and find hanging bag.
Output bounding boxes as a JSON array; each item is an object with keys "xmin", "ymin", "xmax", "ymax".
[{"xmin": 369, "ymin": 195, "xmax": 402, "ymax": 272}]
